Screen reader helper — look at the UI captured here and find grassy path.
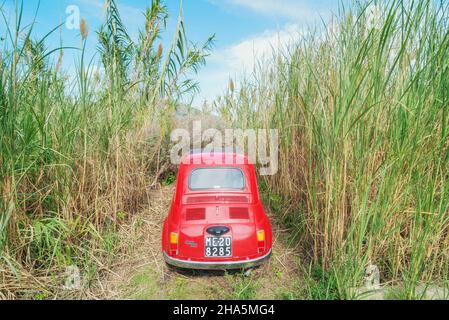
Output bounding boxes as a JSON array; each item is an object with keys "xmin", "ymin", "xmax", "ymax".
[{"xmin": 95, "ymin": 186, "xmax": 303, "ymax": 300}]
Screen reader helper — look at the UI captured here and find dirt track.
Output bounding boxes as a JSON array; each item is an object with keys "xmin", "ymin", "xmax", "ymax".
[{"xmin": 95, "ymin": 186, "xmax": 303, "ymax": 300}]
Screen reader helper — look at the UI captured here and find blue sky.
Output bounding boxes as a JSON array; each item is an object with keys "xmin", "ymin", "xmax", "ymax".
[{"xmin": 0, "ymin": 0, "xmax": 344, "ymax": 105}]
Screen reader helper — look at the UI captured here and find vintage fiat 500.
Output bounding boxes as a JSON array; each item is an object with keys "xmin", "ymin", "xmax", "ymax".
[{"xmin": 162, "ymin": 151, "xmax": 272, "ymax": 270}]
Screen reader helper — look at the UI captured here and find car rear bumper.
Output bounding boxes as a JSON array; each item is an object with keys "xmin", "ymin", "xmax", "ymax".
[{"xmin": 163, "ymin": 249, "xmax": 272, "ymax": 270}]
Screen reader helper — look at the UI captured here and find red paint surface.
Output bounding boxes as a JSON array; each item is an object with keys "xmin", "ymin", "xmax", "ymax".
[{"xmin": 162, "ymin": 152, "xmax": 273, "ymax": 265}]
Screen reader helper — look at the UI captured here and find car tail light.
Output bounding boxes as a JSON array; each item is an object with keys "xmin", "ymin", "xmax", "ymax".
[
  {"xmin": 257, "ymin": 230, "xmax": 265, "ymax": 253},
  {"xmin": 169, "ymin": 232, "xmax": 178, "ymax": 255}
]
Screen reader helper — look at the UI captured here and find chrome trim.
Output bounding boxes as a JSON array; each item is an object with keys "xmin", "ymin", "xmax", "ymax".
[
  {"xmin": 163, "ymin": 249, "xmax": 272, "ymax": 270},
  {"xmin": 206, "ymin": 226, "xmax": 230, "ymax": 236}
]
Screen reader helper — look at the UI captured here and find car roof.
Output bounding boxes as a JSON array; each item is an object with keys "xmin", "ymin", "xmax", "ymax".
[{"xmin": 180, "ymin": 151, "xmax": 253, "ymax": 166}]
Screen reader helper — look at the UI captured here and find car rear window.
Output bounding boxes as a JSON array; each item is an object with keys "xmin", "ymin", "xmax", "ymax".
[{"xmin": 189, "ymin": 168, "xmax": 245, "ymax": 190}]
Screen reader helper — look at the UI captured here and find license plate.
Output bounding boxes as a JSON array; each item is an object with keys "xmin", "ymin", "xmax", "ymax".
[{"xmin": 204, "ymin": 236, "xmax": 232, "ymax": 257}]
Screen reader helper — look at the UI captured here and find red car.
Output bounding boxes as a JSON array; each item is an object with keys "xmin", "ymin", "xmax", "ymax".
[{"xmin": 162, "ymin": 151, "xmax": 272, "ymax": 270}]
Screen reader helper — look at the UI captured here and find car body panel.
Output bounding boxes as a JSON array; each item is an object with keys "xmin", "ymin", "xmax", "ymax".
[{"xmin": 162, "ymin": 152, "xmax": 272, "ymax": 270}]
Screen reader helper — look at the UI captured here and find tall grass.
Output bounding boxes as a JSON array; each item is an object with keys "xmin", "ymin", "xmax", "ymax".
[
  {"xmin": 0, "ymin": 0, "xmax": 212, "ymax": 298},
  {"xmin": 216, "ymin": 0, "xmax": 449, "ymax": 298}
]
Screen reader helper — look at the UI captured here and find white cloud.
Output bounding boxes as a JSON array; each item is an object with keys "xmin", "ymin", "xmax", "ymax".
[
  {"xmin": 219, "ymin": 23, "xmax": 302, "ymax": 70},
  {"xmin": 76, "ymin": 0, "xmax": 144, "ymax": 20},
  {"xmin": 74, "ymin": 0, "xmax": 145, "ymax": 38},
  {"xmin": 194, "ymin": 24, "xmax": 304, "ymax": 105},
  {"xmin": 74, "ymin": 0, "xmax": 104, "ymax": 19},
  {"xmin": 210, "ymin": 0, "xmax": 319, "ymax": 21}
]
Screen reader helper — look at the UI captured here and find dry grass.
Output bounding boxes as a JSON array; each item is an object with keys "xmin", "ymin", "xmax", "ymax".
[
  {"xmin": 215, "ymin": 0, "xmax": 449, "ymax": 298},
  {"xmin": 87, "ymin": 186, "xmax": 302, "ymax": 300},
  {"xmin": 95, "ymin": 186, "xmax": 170, "ymax": 299},
  {"xmin": 0, "ymin": 0, "xmax": 213, "ymax": 299}
]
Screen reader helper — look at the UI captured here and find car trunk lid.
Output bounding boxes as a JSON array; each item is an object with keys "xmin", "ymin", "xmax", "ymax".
[{"xmin": 178, "ymin": 204, "xmax": 258, "ymax": 260}]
